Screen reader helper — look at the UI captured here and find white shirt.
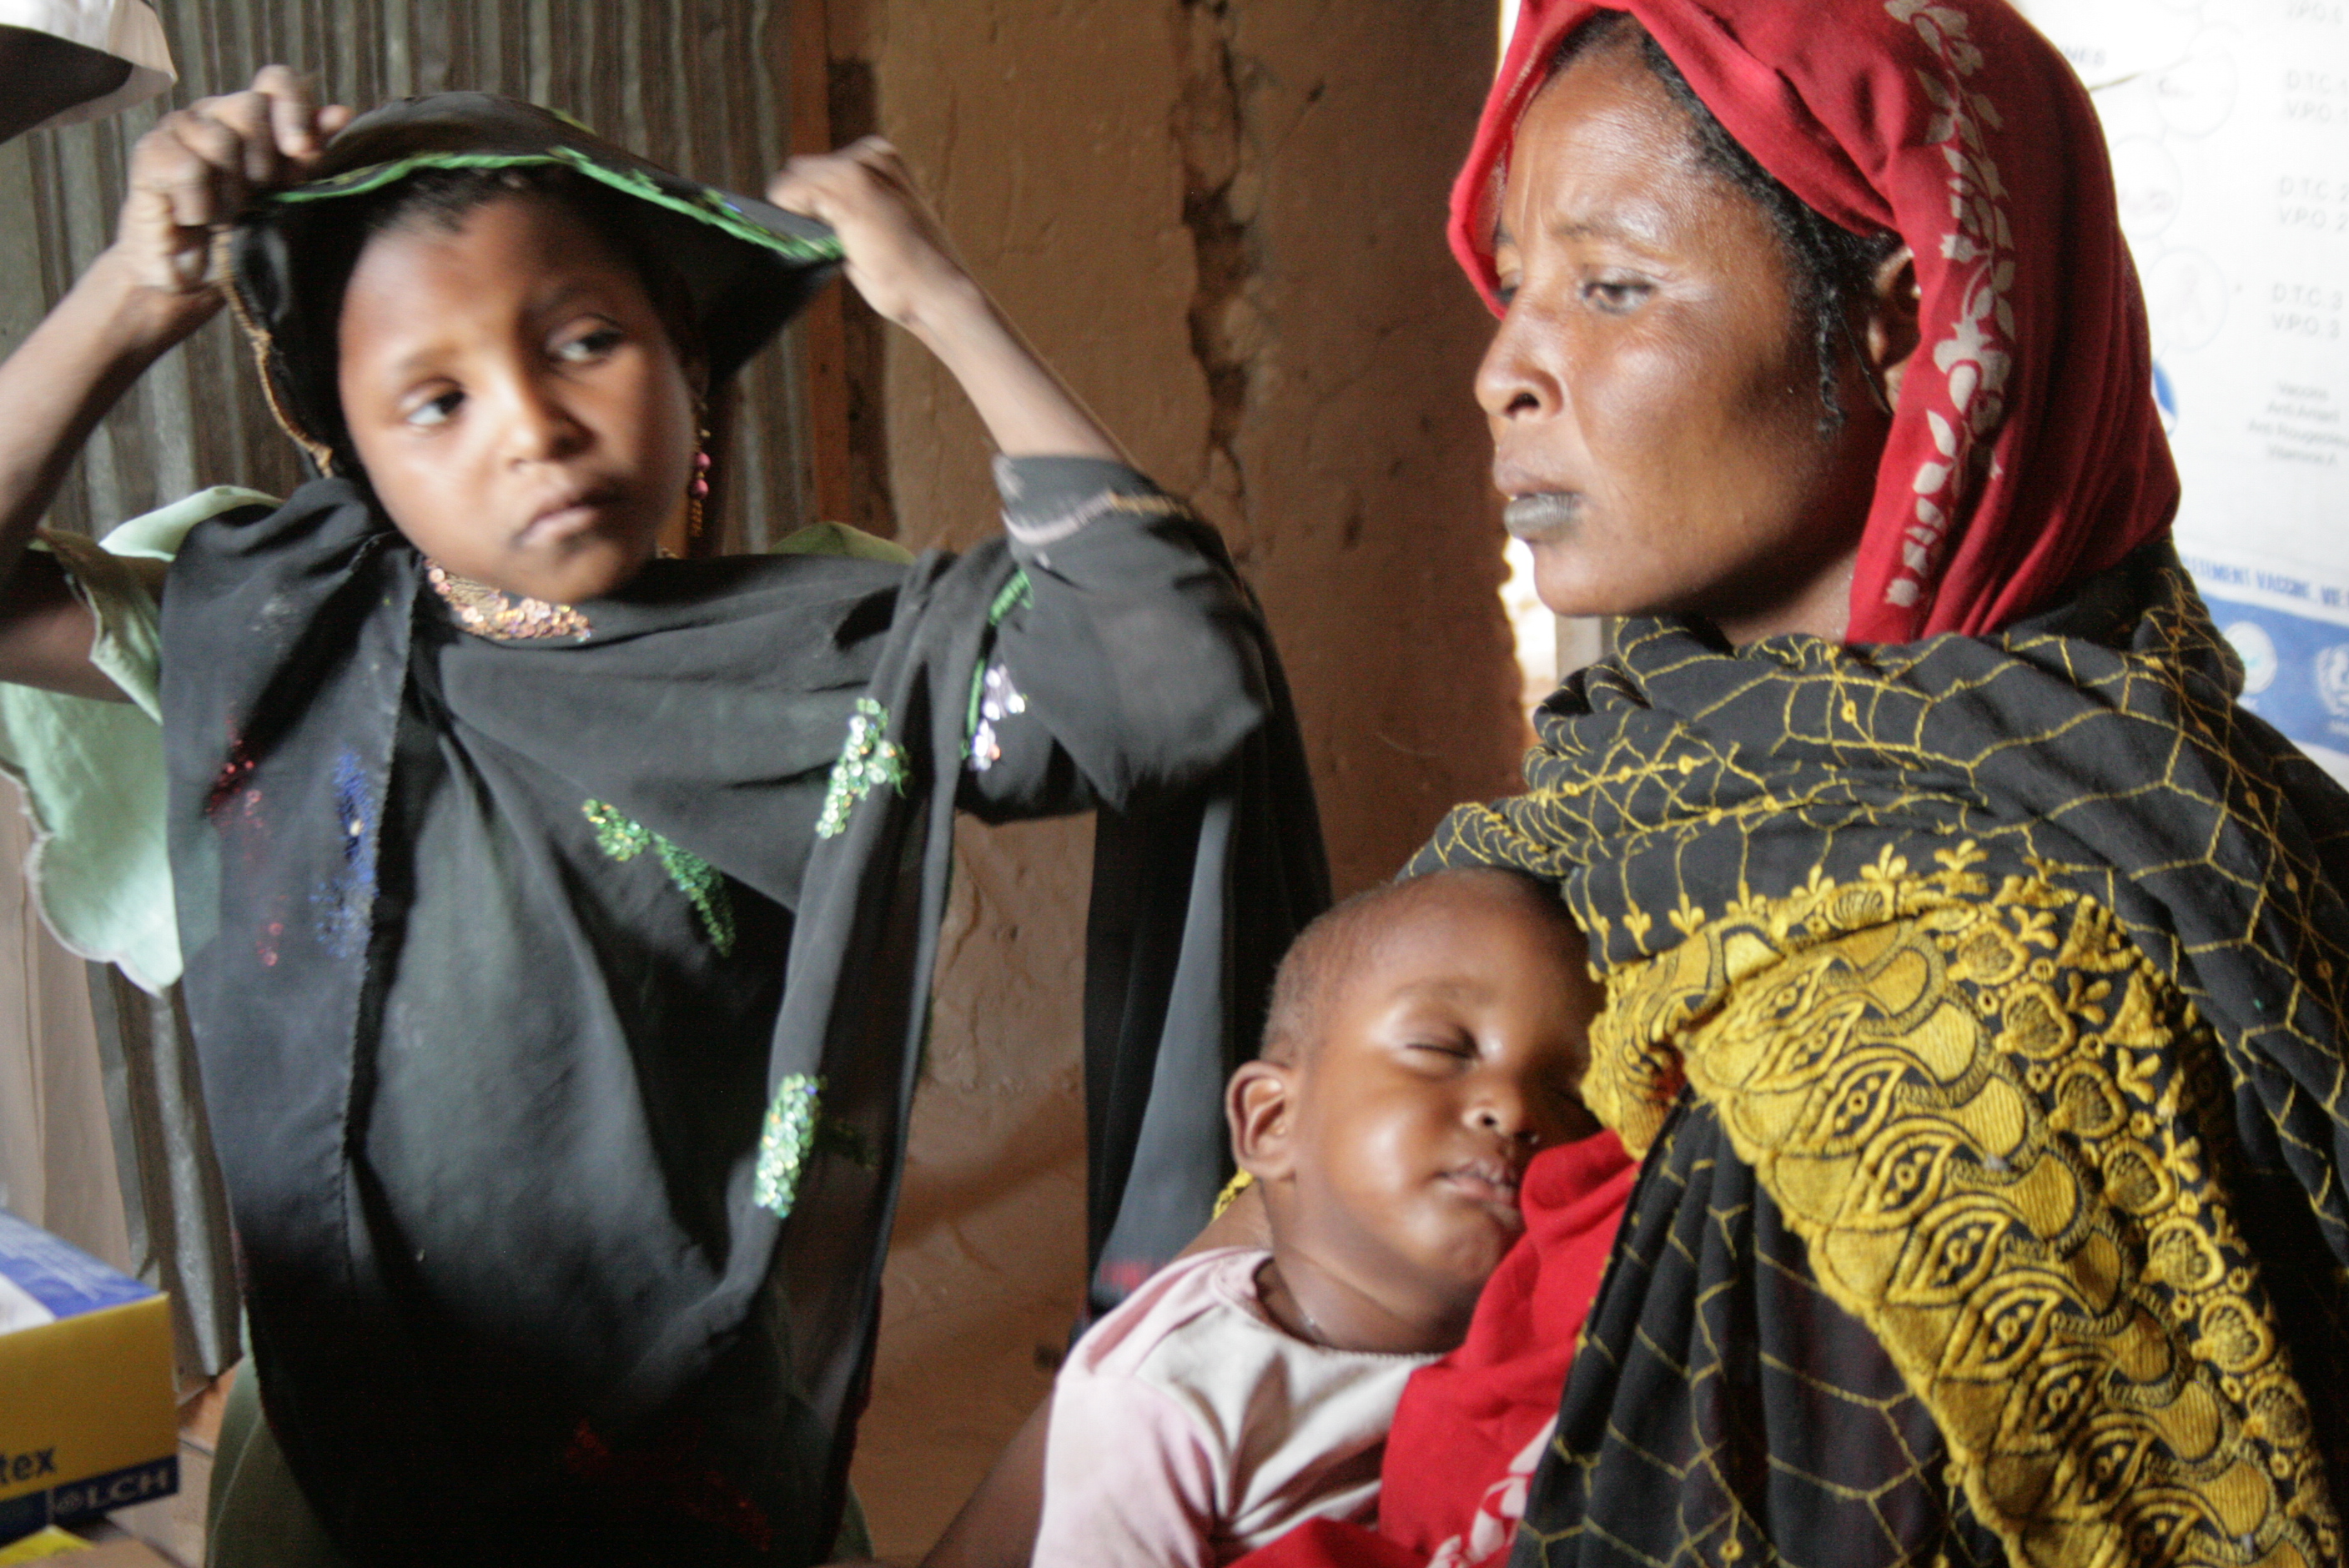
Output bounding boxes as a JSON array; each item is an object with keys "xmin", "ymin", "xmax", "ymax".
[
  {"xmin": 1034, "ymin": 1246, "xmax": 1437, "ymax": 1568},
  {"xmin": 0, "ymin": 0, "xmax": 174, "ymax": 129}
]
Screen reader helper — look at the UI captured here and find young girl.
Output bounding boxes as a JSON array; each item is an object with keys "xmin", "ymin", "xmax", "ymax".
[{"xmin": 0, "ymin": 73, "xmax": 1322, "ymax": 1567}]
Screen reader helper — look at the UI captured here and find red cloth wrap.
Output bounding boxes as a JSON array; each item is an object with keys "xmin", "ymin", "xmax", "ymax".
[
  {"xmin": 1448, "ymin": 0, "xmax": 2179, "ymax": 644},
  {"xmin": 1228, "ymin": 1133, "xmax": 1637, "ymax": 1568}
]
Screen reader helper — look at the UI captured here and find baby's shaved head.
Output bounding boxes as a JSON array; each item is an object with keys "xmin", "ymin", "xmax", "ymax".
[
  {"xmin": 1260, "ymin": 867, "xmax": 1581, "ymax": 1067},
  {"xmin": 1229, "ymin": 863, "xmax": 1602, "ymax": 1351}
]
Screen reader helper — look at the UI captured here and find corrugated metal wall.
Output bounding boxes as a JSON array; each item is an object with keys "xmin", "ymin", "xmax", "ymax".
[{"xmin": 0, "ymin": 0, "xmax": 817, "ymax": 551}]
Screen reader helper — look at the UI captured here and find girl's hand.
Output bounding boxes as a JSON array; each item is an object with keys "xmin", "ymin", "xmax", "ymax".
[
  {"xmin": 112, "ymin": 66, "xmax": 353, "ymax": 299},
  {"xmin": 0, "ymin": 67, "xmax": 345, "ymax": 624},
  {"xmin": 767, "ymin": 137, "xmax": 1121, "ymax": 461},
  {"xmin": 765, "ymin": 138, "xmax": 982, "ymax": 338}
]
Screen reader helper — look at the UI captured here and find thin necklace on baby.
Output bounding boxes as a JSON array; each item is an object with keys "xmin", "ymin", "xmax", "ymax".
[
  {"xmin": 1265, "ymin": 1263, "xmax": 1331, "ymax": 1346},
  {"xmin": 1297, "ymin": 1299, "xmax": 1331, "ymax": 1344}
]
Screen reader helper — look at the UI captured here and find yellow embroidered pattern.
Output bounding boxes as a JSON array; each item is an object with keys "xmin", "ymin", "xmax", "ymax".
[{"xmin": 1593, "ymin": 842, "xmax": 2340, "ymax": 1568}]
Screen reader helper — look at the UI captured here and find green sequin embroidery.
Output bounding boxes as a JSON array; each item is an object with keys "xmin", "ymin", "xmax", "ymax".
[
  {"xmin": 988, "ymin": 569, "xmax": 1034, "ymax": 627},
  {"xmin": 752, "ymin": 1073, "xmax": 822, "ymax": 1216},
  {"xmin": 965, "ymin": 570, "xmax": 1034, "ymax": 740},
  {"xmin": 816, "ymin": 698, "xmax": 907, "ymax": 840},
  {"xmin": 581, "ymin": 800, "xmax": 737, "ymax": 955}
]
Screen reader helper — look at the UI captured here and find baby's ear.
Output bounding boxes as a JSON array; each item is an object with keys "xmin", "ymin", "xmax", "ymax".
[{"xmin": 1228, "ymin": 1060, "xmax": 1297, "ymax": 1181}]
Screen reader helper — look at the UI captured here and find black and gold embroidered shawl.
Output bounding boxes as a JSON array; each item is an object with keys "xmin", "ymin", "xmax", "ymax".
[
  {"xmin": 163, "ymin": 468, "xmax": 1324, "ymax": 1567},
  {"xmin": 1416, "ymin": 545, "xmax": 2349, "ymax": 1568}
]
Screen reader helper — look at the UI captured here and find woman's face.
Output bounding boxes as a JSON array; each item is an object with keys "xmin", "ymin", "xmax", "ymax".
[
  {"xmin": 336, "ymin": 192, "xmax": 698, "ymax": 606},
  {"xmin": 1477, "ymin": 43, "xmax": 1888, "ymax": 644}
]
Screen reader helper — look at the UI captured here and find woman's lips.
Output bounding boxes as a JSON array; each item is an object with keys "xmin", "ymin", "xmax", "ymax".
[{"xmin": 1503, "ymin": 491, "xmax": 1584, "ymax": 540}]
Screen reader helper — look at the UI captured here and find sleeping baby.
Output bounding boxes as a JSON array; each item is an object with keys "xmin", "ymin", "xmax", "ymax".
[{"xmin": 1030, "ymin": 867, "xmax": 1606, "ymax": 1565}]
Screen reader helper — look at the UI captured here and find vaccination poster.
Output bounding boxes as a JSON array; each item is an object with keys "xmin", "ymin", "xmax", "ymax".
[{"xmin": 2018, "ymin": 0, "xmax": 2349, "ymax": 781}]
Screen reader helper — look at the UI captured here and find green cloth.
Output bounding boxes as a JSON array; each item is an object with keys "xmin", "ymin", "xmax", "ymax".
[
  {"xmin": 209, "ymin": 1367, "xmax": 355, "ymax": 1568},
  {"xmin": 770, "ymin": 521, "xmax": 913, "ymax": 565},
  {"xmin": 0, "ymin": 486, "xmax": 275, "ymax": 993}
]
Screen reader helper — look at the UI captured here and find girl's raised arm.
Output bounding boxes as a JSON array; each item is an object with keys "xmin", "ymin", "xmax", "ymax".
[
  {"xmin": 0, "ymin": 66, "xmax": 347, "ymax": 699},
  {"xmin": 766, "ymin": 139, "xmax": 1129, "ymax": 465}
]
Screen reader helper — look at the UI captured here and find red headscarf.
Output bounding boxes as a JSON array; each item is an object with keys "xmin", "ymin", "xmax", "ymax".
[{"xmin": 1450, "ymin": 0, "xmax": 2179, "ymax": 644}]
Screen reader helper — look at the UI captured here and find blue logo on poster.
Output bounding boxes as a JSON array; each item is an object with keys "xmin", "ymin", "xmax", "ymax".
[
  {"xmin": 2222, "ymin": 621, "xmax": 2277, "ymax": 695},
  {"xmin": 2318, "ymin": 644, "xmax": 2349, "ymax": 722},
  {"xmin": 2198, "ymin": 591, "xmax": 2349, "ymax": 750}
]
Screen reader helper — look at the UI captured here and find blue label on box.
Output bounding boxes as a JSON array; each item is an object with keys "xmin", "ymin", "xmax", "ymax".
[
  {"xmin": 51, "ymin": 1455, "xmax": 179, "ymax": 1519},
  {"xmin": 0, "ymin": 1210, "xmax": 153, "ymax": 1323},
  {"xmin": 0, "ymin": 1455, "xmax": 178, "ymax": 1544}
]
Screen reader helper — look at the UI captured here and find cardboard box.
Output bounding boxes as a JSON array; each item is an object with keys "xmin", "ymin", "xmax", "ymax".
[{"xmin": 0, "ymin": 1213, "xmax": 176, "ymax": 1545}]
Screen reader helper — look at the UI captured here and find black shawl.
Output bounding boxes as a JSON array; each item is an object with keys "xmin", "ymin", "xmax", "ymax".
[{"xmin": 163, "ymin": 473, "xmax": 1325, "ymax": 1565}]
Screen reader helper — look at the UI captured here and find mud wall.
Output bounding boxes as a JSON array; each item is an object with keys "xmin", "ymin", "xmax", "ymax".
[{"xmin": 827, "ymin": 0, "xmax": 1525, "ymax": 1552}]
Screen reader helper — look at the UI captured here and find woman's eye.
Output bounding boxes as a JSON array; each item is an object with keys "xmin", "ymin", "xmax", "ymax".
[
  {"xmin": 555, "ymin": 326, "xmax": 624, "ymax": 364},
  {"xmin": 404, "ymin": 389, "xmax": 463, "ymax": 429},
  {"xmin": 1581, "ymin": 276, "xmax": 1651, "ymax": 314}
]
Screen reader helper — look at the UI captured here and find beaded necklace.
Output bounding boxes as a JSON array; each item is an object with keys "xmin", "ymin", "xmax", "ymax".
[{"xmin": 425, "ymin": 561, "xmax": 591, "ymax": 641}]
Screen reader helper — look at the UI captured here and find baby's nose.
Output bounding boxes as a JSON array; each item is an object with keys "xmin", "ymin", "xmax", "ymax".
[{"xmin": 1472, "ymin": 1095, "xmax": 1540, "ymax": 1143}]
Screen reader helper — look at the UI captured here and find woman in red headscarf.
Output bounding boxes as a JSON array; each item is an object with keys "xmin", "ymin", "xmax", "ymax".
[
  {"xmin": 1215, "ymin": 2, "xmax": 2349, "ymax": 1565},
  {"xmin": 923, "ymin": 3, "xmax": 2347, "ymax": 1565}
]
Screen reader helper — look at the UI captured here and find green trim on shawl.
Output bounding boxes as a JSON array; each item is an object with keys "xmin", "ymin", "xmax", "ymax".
[{"xmin": 270, "ymin": 146, "xmax": 845, "ymax": 266}]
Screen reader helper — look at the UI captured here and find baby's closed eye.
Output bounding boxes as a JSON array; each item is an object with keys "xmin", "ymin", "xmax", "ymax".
[{"xmin": 1401, "ymin": 1038, "xmax": 1479, "ymax": 1073}]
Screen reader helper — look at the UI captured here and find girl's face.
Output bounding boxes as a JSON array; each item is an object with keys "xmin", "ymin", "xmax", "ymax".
[{"xmin": 335, "ymin": 192, "xmax": 699, "ymax": 605}]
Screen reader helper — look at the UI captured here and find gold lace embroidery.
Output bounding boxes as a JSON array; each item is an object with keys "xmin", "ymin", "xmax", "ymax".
[
  {"xmin": 425, "ymin": 561, "xmax": 591, "ymax": 641},
  {"xmin": 1594, "ymin": 842, "xmax": 2340, "ymax": 1568}
]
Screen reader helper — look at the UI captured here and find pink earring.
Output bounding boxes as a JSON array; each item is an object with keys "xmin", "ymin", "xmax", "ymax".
[{"xmin": 687, "ymin": 429, "xmax": 712, "ymax": 541}]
